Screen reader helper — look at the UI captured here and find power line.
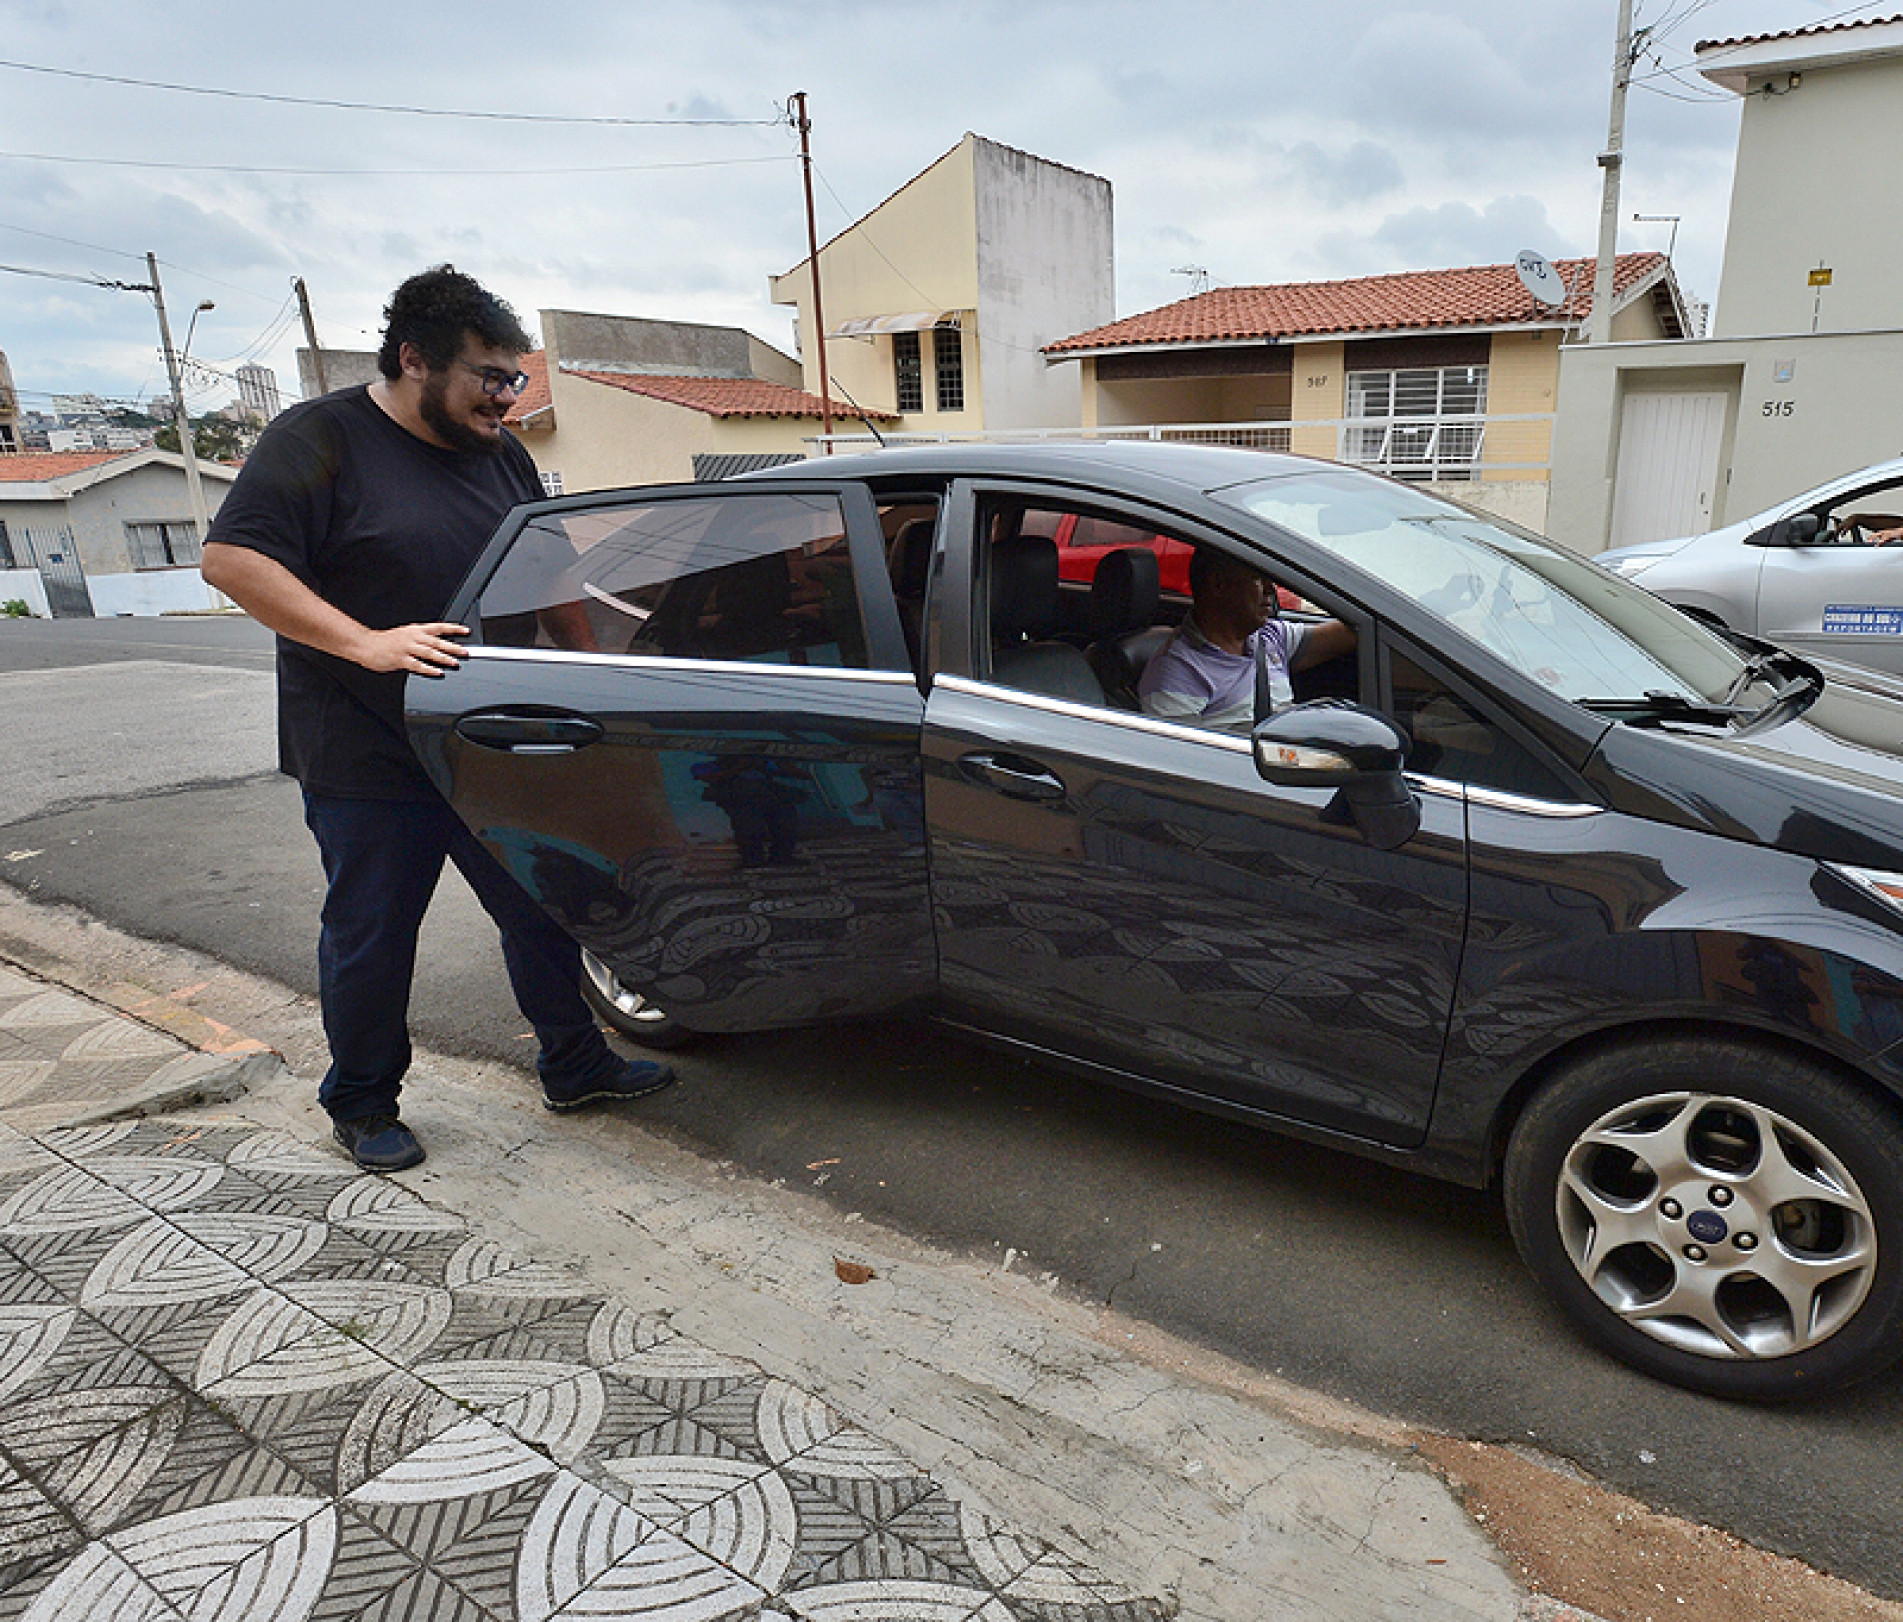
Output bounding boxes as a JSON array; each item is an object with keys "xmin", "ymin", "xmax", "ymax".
[
  {"xmin": 0, "ymin": 57, "xmax": 786, "ymax": 127},
  {"xmin": 0, "ymin": 148, "xmax": 797, "ymax": 179}
]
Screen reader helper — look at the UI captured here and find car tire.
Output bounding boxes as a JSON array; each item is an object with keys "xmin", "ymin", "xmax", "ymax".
[
  {"xmin": 579, "ymin": 951, "xmax": 696, "ymax": 1051},
  {"xmin": 1503, "ymin": 1037, "xmax": 1903, "ymax": 1401}
]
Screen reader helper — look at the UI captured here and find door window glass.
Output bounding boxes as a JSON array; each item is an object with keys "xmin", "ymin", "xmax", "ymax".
[
  {"xmin": 475, "ymin": 492, "xmax": 870, "ymax": 669},
  {"xmin": 1388, "ymin": 645, "xmax": 1575, "ymax": 800}
]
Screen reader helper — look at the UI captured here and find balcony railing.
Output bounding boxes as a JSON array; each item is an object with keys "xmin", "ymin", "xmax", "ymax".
[{"xmin": 808, "ymin": 412, "xmax": 1555, "ymax": 481}]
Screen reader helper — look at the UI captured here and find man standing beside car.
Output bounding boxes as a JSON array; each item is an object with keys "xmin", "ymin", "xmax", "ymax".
[{"xmin": 199, "ymin": 265, "xmax": 672, "ymax": 1174}]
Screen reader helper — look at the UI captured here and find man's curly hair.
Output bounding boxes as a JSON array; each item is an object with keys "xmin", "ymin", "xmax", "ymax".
[{"xmin": 376, "ymin": 265, "xmax": 533, "ymax": 378}]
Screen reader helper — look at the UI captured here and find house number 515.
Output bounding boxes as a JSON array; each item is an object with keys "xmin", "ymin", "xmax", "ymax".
[{"xmin": 1762, "ymin": 400, "xmax": 1795, "ymax": 417}]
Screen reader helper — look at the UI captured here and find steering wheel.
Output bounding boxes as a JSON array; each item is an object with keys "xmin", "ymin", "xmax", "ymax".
[{"xmin": 1825, "ymin": 515, "xmax": 1868, "ymax": 546}]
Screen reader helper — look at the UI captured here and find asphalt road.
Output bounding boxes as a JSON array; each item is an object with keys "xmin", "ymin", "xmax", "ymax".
[{"xmin": 3, "ymin": 612, "xmax": 1900, "ymax": 1597}]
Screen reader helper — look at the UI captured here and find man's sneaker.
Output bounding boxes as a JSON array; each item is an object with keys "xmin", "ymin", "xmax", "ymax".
[
  {"xmin": 332, "ymin": 1114, "xmax": 425, "ymax": 1172},
  {"xmin": 543, "ymin": 1057, "xmax": 676, "ymax": 1113}
]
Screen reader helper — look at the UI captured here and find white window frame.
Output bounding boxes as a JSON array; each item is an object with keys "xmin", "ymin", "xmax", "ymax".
[{"xmin": 1344, "ymin": 364, "xmax": 1488, "ymax": 482}]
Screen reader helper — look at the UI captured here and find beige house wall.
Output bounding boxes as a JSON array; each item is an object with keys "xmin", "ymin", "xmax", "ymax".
[
  {"xmin": 516, "ymin": 375, "xmax": 816, "ymax": 493},
  {"xmin": 771, "ymin": 141, "xmax": 981, "ymax": 429},
  {"xmin": 1481, "ymin": 331, "xmax": 1560, "ymax": 485},
  {"xmin": 1290, "ymin": 344, "xmax": 1344, "ymax": 458}
]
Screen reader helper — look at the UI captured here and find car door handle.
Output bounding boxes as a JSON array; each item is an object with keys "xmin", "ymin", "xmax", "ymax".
[
  {"xmin": 454, "ymin": 710, "xmax": 605, "ymax": 754},
  {"xmin": 958, "ymin": 751, "xmax": 1067, "ymax": 801}
]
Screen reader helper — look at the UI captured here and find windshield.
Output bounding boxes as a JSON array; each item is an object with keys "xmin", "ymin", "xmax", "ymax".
[{"xmin": 1214, "ymin": 469, "xmax": 1761, "ymax": 707}]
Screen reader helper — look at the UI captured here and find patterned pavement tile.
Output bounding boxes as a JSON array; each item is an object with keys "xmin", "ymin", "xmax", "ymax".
[
  {"xmin": 0, "ymin": 1456, "xmax": 85, "ymax": 1598},
  {"xmin": 0, "ymin": 1116, "xmax": 1169, "ymax": 1622},
  {"xmin": 307, "ymin": 1508, "xmax": 432, "ymax": 1622},
  {"xmin": 513, "ymin": 1470, "xmax": 768, "ymax": 1622},
  {"xmin": 351, "ymin": 1565, "xmax": 502, "ymax": 1622}
]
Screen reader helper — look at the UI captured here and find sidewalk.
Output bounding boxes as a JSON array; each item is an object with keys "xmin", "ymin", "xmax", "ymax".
[
  {"xmin": 0, "ymin": 917, "xmax": 1561, "ymax": 1622},
  {"xmin": 4, "ymin": 892, "xmax": 1883, "ymax": 1622}
]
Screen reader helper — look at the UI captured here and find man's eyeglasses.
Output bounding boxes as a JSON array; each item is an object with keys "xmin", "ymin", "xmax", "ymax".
[{"xmin": 458, "ymin": 361, "xmax": 530, "ymax": 397}]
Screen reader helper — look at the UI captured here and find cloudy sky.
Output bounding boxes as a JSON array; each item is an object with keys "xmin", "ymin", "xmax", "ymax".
[{"xmin": 0, "ymin": 0, "xmax": 1886, "ymax": 418}]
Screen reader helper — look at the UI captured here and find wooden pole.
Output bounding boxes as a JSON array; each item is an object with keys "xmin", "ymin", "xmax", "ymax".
[{"xmin": 791, "ymin": 92, "xmax": 834, "ymax": 449}]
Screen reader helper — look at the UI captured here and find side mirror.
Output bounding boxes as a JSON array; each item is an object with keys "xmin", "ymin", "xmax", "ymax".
[
  {"xmin": 1748, "ymin": 512, "xmax": 1821, "ymax": 548},
  {"xmin": 1252, "ymin": 701, "xmax": 1422, "ymax": 851}
]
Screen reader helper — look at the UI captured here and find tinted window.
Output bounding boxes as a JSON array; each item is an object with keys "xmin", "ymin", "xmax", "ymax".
[
  {"xmin": 476, "ymin": 492, "xmax": 870, "ymax": 669},
  {"xmin": 1216, "ymin": 470, "xmax": 1750, "ymax": 705},
  {"xmin": 1388, "ymin": 646, "xmax": 1575, "ymax": 801}
]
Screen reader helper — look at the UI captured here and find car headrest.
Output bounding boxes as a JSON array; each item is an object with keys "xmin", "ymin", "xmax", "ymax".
[
  {"xmin": 889, "ymin": 518, "xmax": 934, "ymax": 598},
  {"xmin": 990, "ymin": 534, "xmax": 1060, "ymax": 638},
  {"xmin": 1088, "ymin": 546, "xmax": 1161, "ymax": 637}
]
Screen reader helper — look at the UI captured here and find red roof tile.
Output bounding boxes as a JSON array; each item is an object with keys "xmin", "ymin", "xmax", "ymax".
[
  {"xmin": 569, "ymin": 369, "xmax": 897, "ymax": 421},
  {"xmin": 0, "ymin": 449, "xmax": 128, "ymax": 482},
  {"xmin": 1045, "ymin": 252, "xmax": 1672, "ymax": 354},
  {"xmin": 501, "ymin": 351, "xmax": 552, "ymax": 427},
  {"xmin": 1696, "ymin": 14, "xmax": 1903, "ymax": 52}
]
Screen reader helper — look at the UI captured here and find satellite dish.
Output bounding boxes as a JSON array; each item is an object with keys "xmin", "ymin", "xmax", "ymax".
[{"xmin": 1515, "ymin": 249, "xmax": 1568, "ymax": 308}]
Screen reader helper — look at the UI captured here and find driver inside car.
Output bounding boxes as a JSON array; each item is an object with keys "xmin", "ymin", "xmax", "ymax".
[{"xmin": 1137, "ymin": 546, "xmax": 1356, "ymax": 732}]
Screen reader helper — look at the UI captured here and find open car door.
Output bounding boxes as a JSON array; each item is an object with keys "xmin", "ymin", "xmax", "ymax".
[{"xmin": 405, "ymin": 480, "xmax": 935, "ymax": 1035}]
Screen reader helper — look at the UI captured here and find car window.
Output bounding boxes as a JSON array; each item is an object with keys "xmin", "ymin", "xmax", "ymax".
[
  {"xmin": 1217, "ymin": 470, "xmax": 1752, "ymax": 705},
  {"xmin": 1387, "ymin": 645, "xmax": 1576, "ymax": 800},
  {"xmin": 1820, "ymin": 480, "xmax": 1903, "ymax": 545},
  {"xmin": 474, "ymin": 491, "xmax": 871, "ymax": 669}
]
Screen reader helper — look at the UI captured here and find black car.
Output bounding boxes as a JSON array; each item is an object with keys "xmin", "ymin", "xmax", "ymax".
[{"xmin": 405, "ymin": 442, "xmax": 1903, "ymax": 1402}]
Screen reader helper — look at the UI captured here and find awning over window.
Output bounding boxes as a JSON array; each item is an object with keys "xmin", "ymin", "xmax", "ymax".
[{"xmin": 826, "ymin": 310, "xmax": 966, "ymax": 339}]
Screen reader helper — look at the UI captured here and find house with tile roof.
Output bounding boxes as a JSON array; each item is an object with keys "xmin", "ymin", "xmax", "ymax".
[
  {"xmin": 504, "ymin": 311, "xmax": 895, "ymax": 492},
  {"xmin": 768, "ymin": 134, "xmax": 1114, "ymax": 440},
  {"xmin": 0, "ymin": 447, "xmax": 238, "ymax": 616},
  {"xmin": 1042, "ymin": 252, "xmax": 1687, "ymax": 531},
  {"xmin": 1549, "ymin": 16, "xmax": 1903, "ymax": 553}
]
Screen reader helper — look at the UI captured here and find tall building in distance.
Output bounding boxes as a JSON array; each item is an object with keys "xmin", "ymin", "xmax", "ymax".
[
  {"xmin": 235, "ymin": 363, "xmax": 283, "ymax": 422},
  {"xmin": 0, "ymin": 349, "xmax": 18, "ymax": 452}
]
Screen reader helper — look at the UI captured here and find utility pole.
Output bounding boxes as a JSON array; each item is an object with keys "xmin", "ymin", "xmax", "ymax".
[
  {"xmin": 1588, "ymin": 0, "xmax": 1636, "ymax": 345},
  {"xmin": 294, "ymin": 277, "xmax": 329, "ymax": 396},
  {"xmin": 148, "ymin": 252, "xmax": 210, "ymax": 539},
  {"xmin": 790, "ymin": 91, "xmax": 834, "ymax": 449}
]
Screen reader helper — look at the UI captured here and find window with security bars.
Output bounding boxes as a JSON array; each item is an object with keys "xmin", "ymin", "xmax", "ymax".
[
  {"xmin": 893, "ymin": 331, "xmax": 923, "ymax": 413},
  {"xmin": 540, "ymin": 470, "xmax": 565, "ymax": 497},
  {"xmin": 124, "ymin": 520, "xmax": 202, "ymax": 569},
  {"xmin": 1344, "ymin": 365, "xmax": 1488, "ymax": 481},
  {"xmin": 934, "ymin": 327, "xmax": 964, "ymax": 413}
]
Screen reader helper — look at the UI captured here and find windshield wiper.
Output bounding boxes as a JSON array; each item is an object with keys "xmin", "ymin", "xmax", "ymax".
[{"xmin": 1576, "ymin": 690, "xmax": 1754, "ymax": 728}]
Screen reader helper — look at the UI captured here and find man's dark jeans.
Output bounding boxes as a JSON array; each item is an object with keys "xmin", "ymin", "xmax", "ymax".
[{"xmin": 302, "ymin": 792, "xmax": 622, "ymax": 1124}]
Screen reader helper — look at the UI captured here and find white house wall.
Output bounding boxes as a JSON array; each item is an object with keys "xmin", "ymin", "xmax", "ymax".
[
  {"xmin": 0, "ymin": 463, "xmax": 230, "ymax": 576},
  {"xmin": 1550, "ymin": 331, "xmax": 1903, "ymax": 552},
  {"xmin": 972, "ymin": 140, "xmax": 1113, "ymax": 430},
  {"xmin": 1713, "ymin": 54, "xmax": 1903, "ymax": 337}
]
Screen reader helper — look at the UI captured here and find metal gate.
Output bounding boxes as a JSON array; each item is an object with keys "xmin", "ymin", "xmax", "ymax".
[{"xmin": 20, "ymin": 525, "xmax": 94, "ymax": 618}]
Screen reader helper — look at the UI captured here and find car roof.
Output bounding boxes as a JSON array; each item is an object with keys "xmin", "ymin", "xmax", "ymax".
[{"xmin": 734, "ymin": 439, "xmax": 1325, "ymax": 500}]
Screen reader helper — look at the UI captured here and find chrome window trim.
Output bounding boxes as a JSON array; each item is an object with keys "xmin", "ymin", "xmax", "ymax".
[
  {"xmin": 1465, "ymin": 783, "xmax": 1602, "ymax": 819},
  {"xmin": 935, "ymin": 673, "xmax": 1254, "ymax": 752},
  {"xmin": 935, "ymin": 676, "xmax": 1468, "ymax": 803},
  {"xmin": 462, "ymin": 645, "xmax": 918, "ymax": 685},
  {"xmin": 934, "ymin": 677, "xmax": 1608, "ymax": 816}
]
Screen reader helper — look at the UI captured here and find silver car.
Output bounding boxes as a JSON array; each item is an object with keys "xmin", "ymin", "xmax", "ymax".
[{"xmin": 1598, "ymin": 456, "xmax": 1903, "ymax": 673}]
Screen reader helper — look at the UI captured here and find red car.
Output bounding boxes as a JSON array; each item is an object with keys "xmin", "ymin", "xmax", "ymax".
[{"xmin": 1046, "ymin": 510, "xmax": 1301, "ymax": 608}]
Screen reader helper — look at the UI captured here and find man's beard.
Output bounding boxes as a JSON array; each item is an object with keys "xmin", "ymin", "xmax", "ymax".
[{"xmin": 420, "ymin": 370, "xmax": 505, "ymax": 455}]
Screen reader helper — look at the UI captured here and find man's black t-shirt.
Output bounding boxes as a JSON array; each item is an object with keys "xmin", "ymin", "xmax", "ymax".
[{"xmin": 207, "ymin": 385, "xmax": 541, "ymax": 799}]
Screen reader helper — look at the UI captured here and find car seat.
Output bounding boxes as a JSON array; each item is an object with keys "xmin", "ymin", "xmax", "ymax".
[
  {"xmin": 989, "ymin": 534, "xmax": 1106, "ymax": 706},
  {"xmin": 1084, "ymin": 547, "xmax": 1172, "ymax": 710},
  {"xmin": 888, "ymin": 517, "xmax": 935, "ymax": 672}
]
